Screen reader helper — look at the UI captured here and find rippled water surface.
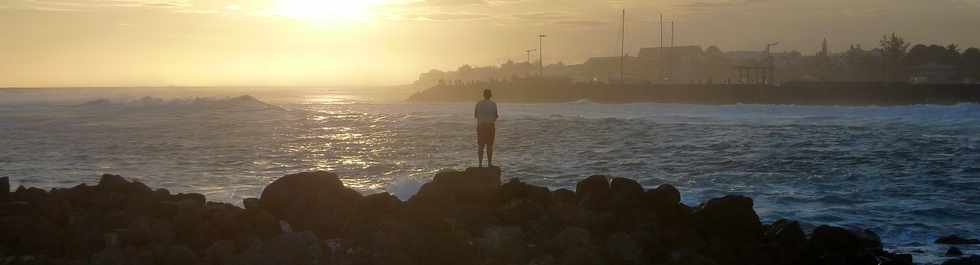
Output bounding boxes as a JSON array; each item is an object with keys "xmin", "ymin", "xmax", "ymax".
[{"xmin": 1, "ymin": 88, "xmax": 979, "ymax": 263}]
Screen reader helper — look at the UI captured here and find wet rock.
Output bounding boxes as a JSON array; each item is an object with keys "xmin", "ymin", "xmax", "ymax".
[
  {"xmin": 575, "ymin": 175, "xmax": 610, "ymax": 210},
  {"xmin": 943, "ymin": 255, "xmax": 980, "ymax": 265},
  {"xmin": 407, "ymin": 167, "xmax": 501, "ymax": 226},
  {"xmin": 242, "ymin": 198, "xmax": 260, "ymax": 210},
  {"xmin": 947, "ymin": 247, "xmax": 964, "ymax": 257},
  {"xmin": 691, "ymin": 195, "xmax": 763, "ymax": 263},
  {"xmin": 937, "ymin": 235, "xmax": 980, "ymax": 245}
]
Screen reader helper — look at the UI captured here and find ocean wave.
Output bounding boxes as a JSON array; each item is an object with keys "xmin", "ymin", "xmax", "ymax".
[{"xmin": 74, "ymin": 95, "xmax": 284, "ymax": 112}]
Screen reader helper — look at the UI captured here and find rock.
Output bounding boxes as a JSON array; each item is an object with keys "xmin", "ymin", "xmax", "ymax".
[
  {"xmin": 947, "ymin": 247, "xmax": 964, "ymax": 257},
  {"xmin": 803, "ymin": 225, "xmax": 877, "ymax": 265},
  {"xmin": 765, "ymin": 219, "xmax": 805, "ymax": 264},
  {"xmin": 1, "ymin": 177, "xmax": 8, "ymax": 202},
  {"xmin": 691, "ymin": 195, "xmax": 763, "ymax": 264},
  {"xmin": 171, "ymin": 193, "xmax": 206, "ymax": 209},
  {"xmin": 605, "ymin": 233, "xmax": 643, "ymax": 265},
  {"xmin": 163, "ymin": 245, "xmax": 198, "ymax": 265},
  {"xmin": 575, "ymin": 175, "xmax": 610, "ymax": 210},
  {"xmin": 243, "ymin": 198, "xmax": 260, "ymax": 210},
  {"xmin": 357, "ymin": 192, "xmax": 401, "ymax": 221},
  {"xmin": 646, "ymin": 184, "xmax": 681, "ymax": 207},
  {"xmin": 97, "ymin": 174, "xmax": 130, "ymax": 193},
  {"xmin": 259, "ymin": 171, "xmax": 362, "ymax": 237},
  {"xmin": 553, "ymin": 226, "xmax": 591, "ymax": 251},
  {"xmin": 552, "ymin": 189, "xmax": 576, "ymax": 205},
  {"xmin": 234, "ymin": 231, "xmax": 322, "ymax": 265},
  {"xmin": 852, "ymin": 228, "xmax": 882, "ymax": 251},
  {"xmin": 609, "ymin": 177, "xmax": 643, "ymax": 210},
  {"xmin": 477, "ymin": 226, "xmax": 526, "ymax": 264},
  {"xmin": 499, "ymin": 178, "xmax": 552, "ymax": 206},
  {"xmin": 406, "ymin": 167, "xmax": 501, "ymax": 222},
  {"xmin": 937, "ymin": 235, "xmax": 980, "ymax": 245},
  {"xmin": 943, "ymin": 255, "xmax": 980, "ymax": 265},
  {"xmin": 880, "ymin": 253, "xmax": 914, "ymax": 265},
  {"xmin": 206, "ymin": 240, "xmax": 237, "ymax": 265}
]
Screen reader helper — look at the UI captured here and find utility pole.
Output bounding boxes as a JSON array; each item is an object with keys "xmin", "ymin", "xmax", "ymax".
[
  {"xmin": 620, "ymin": 9, "xmax": 626, "ymax": 85},
  {"xmin": 669, "ymin": 20, "xmax": 674, "ymax": 81},
  {"xmin": 525, "ymin": 49, "xmax": 536, "ymax": 64},
  {"xmin": 538, "ymin": 34, "xmax": 547, "ymax": 77},
  {"xmin": 659, "ymin": 13, "xmax": 663, "ymax": 81}
]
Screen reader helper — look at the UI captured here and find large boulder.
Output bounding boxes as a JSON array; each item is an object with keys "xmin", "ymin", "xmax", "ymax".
[
  {"xmin": 576, "ymin": 175, "xmax": 611, "ymax": 211},
  {"xmin": 609, "ymin": 177, "xmax": 644, "ymax": 210},
  {"xmin": 691, "ymin": 195, "xmax": 764, "ymax": 264},
  {"xmin": 258, "ymin": 171, "xmax": 362, "ymax": 237},
  {"xmin": 764, "ymin": 219, "xmax": 806, "ymax": 265},
  {"xmin": 406, "ymin": 167, "xmax": 500, "ymax": 226},
  {"xmin": 801, "ymin": 225, "xmax": 877, "ymax": 265}
]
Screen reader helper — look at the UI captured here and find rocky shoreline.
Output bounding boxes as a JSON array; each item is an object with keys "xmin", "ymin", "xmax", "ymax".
[{"xmin": 0, "ymin": 168, "xmax": 976, "ymax": 265}]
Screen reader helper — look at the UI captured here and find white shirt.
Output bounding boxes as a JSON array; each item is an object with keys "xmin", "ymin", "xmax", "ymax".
[{"xmin": 475, "ymin": 99, "xmax": 498, "ymax": 124}]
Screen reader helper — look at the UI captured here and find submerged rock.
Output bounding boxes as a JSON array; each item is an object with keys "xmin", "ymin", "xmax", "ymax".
[
  {"xmin": 937, "ymin": 235, "xmax": 980, "ymax": 245},
  {"xmin": 947, "ymin": 247, "xmax": 964, "ymax": 257}
]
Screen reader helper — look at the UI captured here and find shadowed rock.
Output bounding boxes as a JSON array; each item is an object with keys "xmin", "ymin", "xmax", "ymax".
[
  {"xmin": 0, "ymin": 169, "xmax": 919, "ymax": 265},
  {"xmin": 937, "ymin": 235, "xmax": 980, "ymax": 245}
]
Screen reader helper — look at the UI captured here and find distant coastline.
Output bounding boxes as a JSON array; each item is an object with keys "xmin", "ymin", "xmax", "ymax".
[{"xmin": 408, "ymin": 78, "xmax": 980, "ymax": 105}]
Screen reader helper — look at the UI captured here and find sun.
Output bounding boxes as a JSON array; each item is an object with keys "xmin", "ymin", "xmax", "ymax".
[{"xmin": 277, "ymin": 0, "xmax": 384, "ymax": 22}]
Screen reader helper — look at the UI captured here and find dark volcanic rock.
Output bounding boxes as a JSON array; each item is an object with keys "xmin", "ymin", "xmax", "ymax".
[
  {"xmin": 937, "ymin": 235, "xmax": 980, "ymax": 245},
  {"xmin": 0, "ymin": 169, "xmax": 917, "ymax": 265},
  {"xmin": 609, "ymin": 177, "xmax": 643, "ymax": 210},
  {"xmin": 258, "ymin": 171, "xmax": 362, "ymax": 237},
  {"xmin": 576, "ymin": 175, "xmax": 611, "ymax": 210},
  {"xmin": 765, "ymin": 219, "xmax": 806, "ymax": 265},
  {"xmin": 234, "ymin": 231, "xmax": 321, "ymax": 265},
  {"xmin": 691, "ymin": 195, "xmax": 763, "ymax": 264},
  {"xmin": 947, "ymin": 247, "xmax": 965, "ymax": 257},
  {"xmin": 803, "ymin": 225, "xmax": 879, "ymax": 265}
]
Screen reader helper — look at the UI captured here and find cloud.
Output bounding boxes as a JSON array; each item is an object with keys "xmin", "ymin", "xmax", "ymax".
[
  {"xmin": 411, "ymin": 12, "xmax": 489, "ymax": 20},
  {"xmin": 554, "ymin": 19, "xmax": 607, "ymax": 27}
]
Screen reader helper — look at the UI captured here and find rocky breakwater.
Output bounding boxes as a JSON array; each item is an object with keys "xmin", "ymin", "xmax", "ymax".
[{"xmin": 0, "ymin": 168, "xmax": 949, "ymax": 265}]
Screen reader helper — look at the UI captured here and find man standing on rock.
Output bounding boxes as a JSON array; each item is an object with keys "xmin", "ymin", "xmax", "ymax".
[{"xmin": 475, "ymin": 89, "xmax": 498, "ymax": 167}]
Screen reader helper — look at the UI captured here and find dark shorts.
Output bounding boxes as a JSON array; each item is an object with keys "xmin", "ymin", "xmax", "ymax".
[{"xmin": 478, "ymin": 122, "xmax": 495, "ymax": 146}]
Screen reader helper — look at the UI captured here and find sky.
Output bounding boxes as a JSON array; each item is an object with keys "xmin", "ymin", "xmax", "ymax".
[{"xmin": 2, "ymin": 0, "xmax": 980, "ymax": 87}]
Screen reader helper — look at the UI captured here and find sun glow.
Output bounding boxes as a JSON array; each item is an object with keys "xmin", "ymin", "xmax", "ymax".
[{"xmin": 277, "ymin": 0, "xmax": 384, "ymax": 22}]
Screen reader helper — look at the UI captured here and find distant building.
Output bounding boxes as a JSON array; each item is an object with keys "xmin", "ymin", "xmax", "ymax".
[
  {"xmin": 910, "ymin": 63, "xmax": 958, "ymax": 84},
  {"xmin": 637, "ymin": 46, "xmax": 705, "ymax": 83},
  {"xmin": 582, "ymin": 56, "xmax": 639, "ymax": 83}
]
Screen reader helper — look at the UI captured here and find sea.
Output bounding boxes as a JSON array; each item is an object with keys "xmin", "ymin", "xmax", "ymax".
[{"xmin": 1, "ymin": 87, "xmax": 978, "ymax": 264}]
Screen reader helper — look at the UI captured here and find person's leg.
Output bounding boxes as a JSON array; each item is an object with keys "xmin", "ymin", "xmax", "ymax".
[
  {"xmin": 478, "ymin": 144, "xmax": 485, "ymax": 167},
  {"xmin": 487, "ymin": 145, "xmax": 493, "ymax": 167}
]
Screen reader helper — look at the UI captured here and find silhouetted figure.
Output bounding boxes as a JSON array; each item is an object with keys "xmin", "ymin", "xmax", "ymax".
[{"xmin": 475, "ymin": 89, "xmax": 498, "ymax": 167}]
